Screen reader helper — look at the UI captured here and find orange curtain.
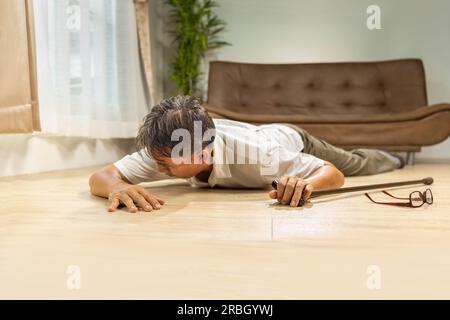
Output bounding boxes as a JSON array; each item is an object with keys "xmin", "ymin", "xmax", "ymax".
[
  {"xmin": 0, "ymin": 0, "xmax": 40, "ymax": 133},
  {"xmin": 134, "ymin": 0, "xmax": 155, "ymax": 107}
]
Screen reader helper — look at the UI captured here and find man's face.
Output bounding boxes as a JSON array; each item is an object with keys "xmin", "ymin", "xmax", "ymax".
[{"xmin": 152, "ymin": 151, "xmax": 210, "ymax": 178}]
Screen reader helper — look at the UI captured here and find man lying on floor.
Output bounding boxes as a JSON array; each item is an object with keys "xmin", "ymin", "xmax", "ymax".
[{"xmin": 89, "ymin": 95, "xmax": 403, "ymax": 212}]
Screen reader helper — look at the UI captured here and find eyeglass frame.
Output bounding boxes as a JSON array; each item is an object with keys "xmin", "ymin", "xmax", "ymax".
[{"xmin": 364, "ymin": 188, "xmax": 433, "ymax": 208}]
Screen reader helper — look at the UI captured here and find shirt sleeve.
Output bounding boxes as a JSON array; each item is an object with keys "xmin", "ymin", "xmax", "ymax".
[
  {"xmin": 260, "ymin": 147, "xmax": 325, "ymax": 181},
  {"xmin": 113, "ymin": 149, "xmax": 174, "ymax": 184},
  {"xmin": 286, "ymin": 152, "xmax": 325, "ymax": 178}
]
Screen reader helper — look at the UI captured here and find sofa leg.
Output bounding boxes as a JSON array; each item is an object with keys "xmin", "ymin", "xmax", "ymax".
[{"xmin": 406, "ymin": 152, "xmax": 416, "ymax": 166}]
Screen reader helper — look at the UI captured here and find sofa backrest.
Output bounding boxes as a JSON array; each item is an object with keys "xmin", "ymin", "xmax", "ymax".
[{"xmin": 207, "ymin": 59, "xmax": 428, "ymax": 115}]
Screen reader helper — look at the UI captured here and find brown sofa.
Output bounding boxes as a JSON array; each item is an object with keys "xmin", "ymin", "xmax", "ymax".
[{"xmin": 204, "ymin": 59, "xmax": 450, "ymax": 162}]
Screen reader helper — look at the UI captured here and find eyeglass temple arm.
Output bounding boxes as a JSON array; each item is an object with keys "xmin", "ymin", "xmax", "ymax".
[
  {"xmin": 382, "ymin": 190, "xmax": 410, "ymax": 200},
  {"xmin": 364, "ymin": 193, "xmax": 412, "ymax": 207}
]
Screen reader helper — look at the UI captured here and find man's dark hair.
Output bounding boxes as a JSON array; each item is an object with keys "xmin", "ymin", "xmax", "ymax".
[{"xmin": 136, "ymin": 95, "xmax": 215, "ymax": 158}]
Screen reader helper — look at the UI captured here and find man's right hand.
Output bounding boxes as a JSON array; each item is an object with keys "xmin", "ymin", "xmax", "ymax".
[{"xmin": 107, "ymin": 183, "xmax": 165, "ymax": 213}]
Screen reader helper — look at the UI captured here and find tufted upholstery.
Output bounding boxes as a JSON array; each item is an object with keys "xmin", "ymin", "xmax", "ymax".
[
  {"xmin": 205, "ymin": 59, "xmax": 450, "ymax": 152},
  {"xmin": 207, "ymin": 59, "xmax": 428, "ymax": 115}
]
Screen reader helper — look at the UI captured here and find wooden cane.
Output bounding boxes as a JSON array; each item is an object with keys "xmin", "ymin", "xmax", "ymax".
[{"xmin": 272, "ymin": 177, "xmax": 434, "ymax": 206}]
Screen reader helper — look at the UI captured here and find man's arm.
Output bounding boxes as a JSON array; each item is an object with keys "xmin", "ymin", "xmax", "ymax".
[
  {"xmin": 268, "ymin": 161, "xmax": 345, "ymax": 207},
  {"xmin": 89, "ymin": 164, "xmax": 164, "ymax": 213}
]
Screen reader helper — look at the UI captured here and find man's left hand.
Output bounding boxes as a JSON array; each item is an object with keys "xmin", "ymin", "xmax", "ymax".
[{"xmin": 268, "ymin": 176, "xmax": 314, "ymax": 207}]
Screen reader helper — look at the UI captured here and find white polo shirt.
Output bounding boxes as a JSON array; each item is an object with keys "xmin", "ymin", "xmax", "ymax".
[{"xmin": 114, "ymin": 119, "xmax": 324, "ymax": 188}]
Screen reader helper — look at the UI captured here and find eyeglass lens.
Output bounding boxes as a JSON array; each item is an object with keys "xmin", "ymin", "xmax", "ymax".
[
  {"xmin": 410, "ymin": 191, "xmax": 423, "ymax": 207},
  {"xmin": 425, "ymin": 189, "xmax": 433, "ymax": 204}
]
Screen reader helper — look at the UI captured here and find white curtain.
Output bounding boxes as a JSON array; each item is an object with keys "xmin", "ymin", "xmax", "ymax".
[{"xmin": 33, "ymin": 0, "xmax": 150, "ymax": 138}]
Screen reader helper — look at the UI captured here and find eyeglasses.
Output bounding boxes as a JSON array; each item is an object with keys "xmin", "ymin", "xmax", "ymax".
[{"xmin": 365, "ymin": 189, "xmax": 433, "ymax": 208}]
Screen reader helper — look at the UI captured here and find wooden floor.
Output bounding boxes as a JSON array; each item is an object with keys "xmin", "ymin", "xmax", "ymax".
[{"xmin": 1, "ymin": 163, "xmax": 450, "ymax": 299}]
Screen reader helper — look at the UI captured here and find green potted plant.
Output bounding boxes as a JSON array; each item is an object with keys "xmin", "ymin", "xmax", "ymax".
[{"xmin": 167, "ymin": 0, "xmax": 229, "ymax": 96}]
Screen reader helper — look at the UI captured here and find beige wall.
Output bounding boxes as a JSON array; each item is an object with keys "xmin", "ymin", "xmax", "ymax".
[
  {"xmin": 211, "ymin": 0, "xmax": 450, "ymax": 160},
  {"xmin": 0, "ymin": 133, "xmax": 135, "ymax": 177}
]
